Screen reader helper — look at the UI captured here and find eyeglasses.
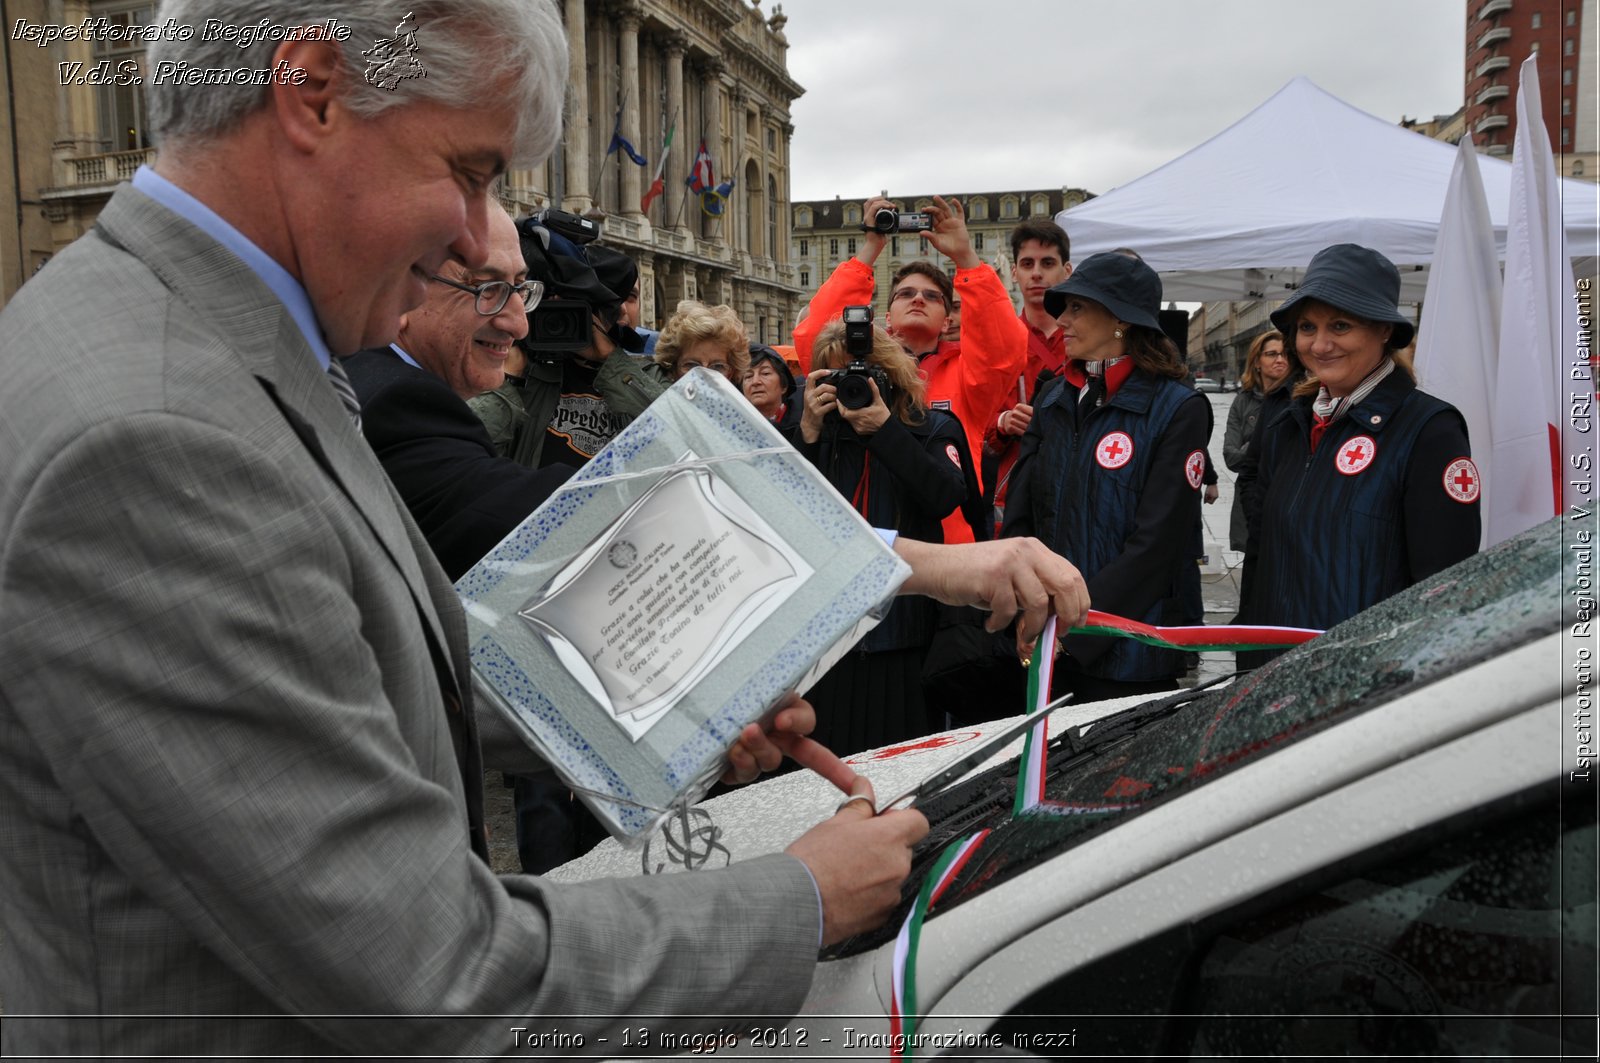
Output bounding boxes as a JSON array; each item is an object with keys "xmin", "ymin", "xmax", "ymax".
[
  {"xmin": 430, "ymin": 274, "xmax": 544, "ymax": 316},
  {"xmin": 890, "ymin": 286, "xmax": 946, "ymax": 307},
  {"xmin": 679, "ymin": 360, "xmax": 732, "ymax": 375}
]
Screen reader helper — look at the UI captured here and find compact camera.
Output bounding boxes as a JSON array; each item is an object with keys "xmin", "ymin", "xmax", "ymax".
[
  {"xmin": 528, "ymin": 207, "xmax": 601, "ymax": 245},
  {"xmin": 824, "ymin": 305, "xmax": 890, "ymax": 411},
  {"xmin": 865, "ymin": 207, "xmax": 933, "ymax": 235}
]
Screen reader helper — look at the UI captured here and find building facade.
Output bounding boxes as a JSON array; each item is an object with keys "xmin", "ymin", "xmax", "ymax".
[
  {"xmin": 789, "ymin": 187, "xmax": 1093, "ymax": 323},
  {"xmin": 0, "ymin": 0, "xmax": 807, "ymax": 339},
  {"xmin": 1463, "ymin": 0, "xmax": 1590, "ymax": 161}
]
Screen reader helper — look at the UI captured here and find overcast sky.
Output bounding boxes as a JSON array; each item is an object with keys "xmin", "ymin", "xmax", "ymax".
[{"xmin": 782, "ymin": 0, "xmax": 1467, "ymax": 201}]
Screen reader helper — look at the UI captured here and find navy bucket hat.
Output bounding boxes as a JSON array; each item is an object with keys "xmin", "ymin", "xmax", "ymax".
[
  {"xmin": 1043, "ymin": 252, "xmax": 1163, "ymax": 330},
  {"xmin": 1269, "ymin": 243, "xmax": 1415, "ymax": 349}
]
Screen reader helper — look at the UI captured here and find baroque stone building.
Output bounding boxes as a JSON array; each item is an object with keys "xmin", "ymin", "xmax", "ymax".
[
  {"xmin": 789, "ymin": 187, "xmax": 1093, "ymax": 321},
  {"xmin": 0, "ymin": 0, "xmax": 807, "ymax": 338}
]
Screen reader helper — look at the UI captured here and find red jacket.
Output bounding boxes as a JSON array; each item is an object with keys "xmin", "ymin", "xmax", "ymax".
[
  {"xmin": 792, "ymin": 258, "xmax": 1026, "ymax": 543},
  {"xmin": 984, "ymin": 316, "xmax": 1067, "ymax": 534}
]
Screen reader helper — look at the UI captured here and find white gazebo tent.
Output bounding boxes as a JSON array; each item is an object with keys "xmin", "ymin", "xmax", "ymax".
[{"xmin": 1057, "ymin": 77, "xmax": 1599, "ymax": 303}]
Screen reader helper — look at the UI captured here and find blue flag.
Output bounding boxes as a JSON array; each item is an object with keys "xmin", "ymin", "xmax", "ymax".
[{"xmin": 607, "ymin": 107, "xmax": 648, "ymax": 166}]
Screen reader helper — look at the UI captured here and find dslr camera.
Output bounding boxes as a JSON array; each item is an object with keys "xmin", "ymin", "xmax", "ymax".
[
  {"xmin": 865, "ymin": 207, "xmax": 933, "ymax": 235},
  {"xmin": 824, "ymin": 305, "xmax": 891, "ymax": 411}
]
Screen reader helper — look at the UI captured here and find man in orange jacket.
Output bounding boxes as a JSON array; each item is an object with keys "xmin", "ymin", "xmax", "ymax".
[{"xmin": 791, "ymin": 195, "xmax": 1026, "ymax": 544}]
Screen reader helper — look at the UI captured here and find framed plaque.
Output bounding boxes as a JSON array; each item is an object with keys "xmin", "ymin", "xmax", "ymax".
[{"xmin": 457, "ymin": 369, "xmax": 911, "ymax": 844}]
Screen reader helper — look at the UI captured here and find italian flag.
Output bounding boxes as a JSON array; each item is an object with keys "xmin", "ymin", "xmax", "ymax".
[{"xmin": 641, "ymin": 120, "xmax": 676, "ymax": 214}]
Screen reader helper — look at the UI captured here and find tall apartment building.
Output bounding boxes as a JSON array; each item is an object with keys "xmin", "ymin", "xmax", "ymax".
[
  {"xmin": 1464, "ymin": 0, "xmax": 1592, "ymax": 167},
  {"xmin": 0, "ymin": 0, "xmax": 808, "ymax": 339},
  {"xmin": 789, "ymin": 188, "xmax": 1093, "ymax": 323}
]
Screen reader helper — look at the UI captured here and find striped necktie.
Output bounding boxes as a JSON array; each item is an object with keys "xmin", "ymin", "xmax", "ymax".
[{"xmin": 326, "ymin": 357, "xmax": 363, "ymax": 430}]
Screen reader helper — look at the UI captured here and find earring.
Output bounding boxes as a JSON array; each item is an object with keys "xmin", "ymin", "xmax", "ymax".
[{"xmin": 1113, "ymin": 327, "xmax": 1124, "ymax": 339}]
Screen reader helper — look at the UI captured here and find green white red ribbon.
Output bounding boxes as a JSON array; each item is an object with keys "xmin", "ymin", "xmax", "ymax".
[
  {"xmin": 884, "ymin": 609, "xmax": 1319, "ymax": 1057},
  {"xmin": 1070, "ymin": 609, "xmax": 1321, "ymax": 652},
  {"xmin": 1013, "ymin": 614, "xmax": 1057, "ymax": 815},
  {"xmin": 888, "ymin": 830, "xmax": 990, "ymax": 1060},
  {"xmin": 889, "ymin": 619, "xmax": 1059, "ymax": 1058}
]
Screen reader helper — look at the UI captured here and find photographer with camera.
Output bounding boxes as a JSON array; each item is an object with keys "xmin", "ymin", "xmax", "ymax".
[
  {"xmin": 469, "ymin": 221, "xmax": 664, "ymax": 471},
  {"xmin": 789, "ymin": 309, "xmax": 973, "ymax": 753},
  {"xmin": 790, "ymin": 195, "xmax": 1025, "ymax": 545}
]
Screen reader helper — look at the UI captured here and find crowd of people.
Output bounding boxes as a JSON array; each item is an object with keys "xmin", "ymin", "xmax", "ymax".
[{"xmin": 0, "ymin": 0, "xmax": 1486, "ymax": 1054}]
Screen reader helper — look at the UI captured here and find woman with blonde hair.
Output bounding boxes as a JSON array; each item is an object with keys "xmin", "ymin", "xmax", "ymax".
[
  {"xmin": 790, "ymin": 318, "xmax": 975, "ymax": 752},
  {"xmin": 1222, "ymin": 330, "xmax": 1292, "ymax": 551},
  {"xmin": 650, "ymin": 300, "xmax": 749, "ymax": 384}
]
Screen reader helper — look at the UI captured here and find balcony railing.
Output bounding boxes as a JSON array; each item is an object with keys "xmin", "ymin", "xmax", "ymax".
[
  {"xmin": 1475, "ymin": 113, "xmax": 1510, "ymax": 134},
  {"xmin": 604, "ymin": 214, "xmax": 646, "ymax": 242},
  {"xmin": 1476, "ymin": 0, "xmax": 1511, "ymax": 22},
  {"xmin": 59, "ymin": 147, "xmax": 154, "ymax": 189},
  {"xmin": 1476, "ymin": 83, "xmax": 1510, "ymax": 105},
  {"xmin": 1476, "ymin": 25, "xmax": 1512, "ymax": 49},
  {"xmin": 652, "ymin": 227, "xmax": 691, "ymax": 254},
  {"xmin": 1476, "ymin": 54, "xmax": 1511, "ymax": 78}
]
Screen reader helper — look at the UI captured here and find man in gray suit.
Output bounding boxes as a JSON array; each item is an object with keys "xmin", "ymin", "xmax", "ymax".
[{"xmin": 0, "ymin": 1, "xmax": 936, "ymax": 1055}]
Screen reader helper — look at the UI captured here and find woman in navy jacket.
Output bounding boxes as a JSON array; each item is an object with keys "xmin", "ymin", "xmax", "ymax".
[
  {"xmin": 1003, "ymin": 252, "xmax": 1210, "ymax": 703},
  {"xmin": 1248, "ymin": 244, "xmax": 1479, "ymax": 642}
]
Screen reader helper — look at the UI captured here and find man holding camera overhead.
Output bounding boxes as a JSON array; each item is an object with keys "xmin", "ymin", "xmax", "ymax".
[{"xmin": 791, "ymin": 195, "xmax": 1026, "ymax": 544}]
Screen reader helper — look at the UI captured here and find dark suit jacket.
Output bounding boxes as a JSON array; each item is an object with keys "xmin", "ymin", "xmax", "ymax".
[
  {"xmin": 0, "ymin": 185, "xmax": 820, "ymax": 1057},
  {"xmin": 345, "ymin": 347, "xmax": 574, "ymax": 580}
]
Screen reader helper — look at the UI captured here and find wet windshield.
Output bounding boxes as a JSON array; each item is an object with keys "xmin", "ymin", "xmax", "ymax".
[{"xmin": 827, "ymin": 515, "xmax": 1575, "ymax": 958}]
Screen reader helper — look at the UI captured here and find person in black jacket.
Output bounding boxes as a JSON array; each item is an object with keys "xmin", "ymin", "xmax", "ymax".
[
  {"xmin": 345, "ymin": 206, "xmax": 569, "ymax": 583},
  {"xmin": 789, "ymin": 318, "xmax": 972, "ymax": 752},
  {"xmin": 1249, "ymin": 243, "xmax": 1479, "ymax": 644},
  {"xmin": 1002, "ymin": 253, "xmax": 1210, "ymax": 704}
]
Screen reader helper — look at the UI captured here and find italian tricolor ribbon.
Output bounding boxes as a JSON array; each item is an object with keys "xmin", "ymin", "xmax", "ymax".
[{"xmin": 1070, "ymin": 609, "xmax": 1321, "ymax": 652}]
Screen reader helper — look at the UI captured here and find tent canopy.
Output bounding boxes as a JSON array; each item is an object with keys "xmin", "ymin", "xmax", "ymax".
[{"xmin": 1057, "ymin": 77, "xmax": 1599, "ymax": 303}]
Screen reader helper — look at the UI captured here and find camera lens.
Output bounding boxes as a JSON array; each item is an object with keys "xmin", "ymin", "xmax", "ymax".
[
  {"xmin": 836, "ymin": 373, "xmax": 874, "ymax": 410},
  {"xmin": 869, "ymin": 207, "xmax": 897, "ymax": 234}
]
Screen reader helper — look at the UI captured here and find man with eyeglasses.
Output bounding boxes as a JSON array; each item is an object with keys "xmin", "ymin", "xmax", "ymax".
[
  {"xmin": 792, "ymin": 194, "xmax": 1027, "ymax": 544},
  {"xmin": 469, "ymin": 232, "xmax": 665, "ymax": 476},
  {"xmin": 344, "ymin": 204, "xmax": 574, "ymax": 582}
]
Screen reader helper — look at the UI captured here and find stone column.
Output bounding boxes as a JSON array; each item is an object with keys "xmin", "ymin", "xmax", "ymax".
[
  {"xmin": 663, "ymin": 35, "xmax": 687, "ymax": 229},
  {"xmin": 730, "ymin": 85, "xmax": 751, "ymax": 255},
  {"xmin": 560, "ymin": 0, "xmax": 592, "ymax": 213},
  {"xmin": 618, "ymin": 3, "xmax": 644, "ymax": 218},
  {"xmin": 701, "ymin": 58, "xmax": 725, "ymax": 241}
]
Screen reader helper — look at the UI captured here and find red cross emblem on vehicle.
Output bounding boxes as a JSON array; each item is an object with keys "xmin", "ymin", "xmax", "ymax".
[
  {"xmin": 1335, "ymin": 434, "xmax": 1378, "ymax": 475},
  {"xmin": 1096, "ymin": 431, "xmax": 1135, "ymax": 470},
  {"xmin": 1442, "ymin": 457, "xmax": 1481, "ymax": 503}
]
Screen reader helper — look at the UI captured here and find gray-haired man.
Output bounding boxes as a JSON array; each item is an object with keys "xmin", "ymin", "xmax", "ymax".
[{"xmin": 0, "ymin": 2, "xmax": 931, "ymax": 1055}]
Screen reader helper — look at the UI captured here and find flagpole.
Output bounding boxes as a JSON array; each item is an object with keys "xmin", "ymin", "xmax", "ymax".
[
  {"xmin": 671, "ymin": 129, "xmax": 698, "ymax": 232},
  {"xmin": 591, "ymin": 85, "xmax": 630, "ymax": 209},
  {"xmin": 641, "ymin": 107, "xmax": 678, "ymax": 218}
]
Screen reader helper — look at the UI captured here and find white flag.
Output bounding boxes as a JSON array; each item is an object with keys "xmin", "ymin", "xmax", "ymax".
[
  {"xmin": 1416, "ymin": 135, "xmax": 1501, "ymax": 549},
  {"xmin": 1489, "ymin": 54, "xmax": 1584, "ymax": 544}
]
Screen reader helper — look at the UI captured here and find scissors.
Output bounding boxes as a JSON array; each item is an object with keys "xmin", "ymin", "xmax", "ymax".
[{"xmin": 876, "ymin": 695, "xmax": 1076, "ymax": 813}]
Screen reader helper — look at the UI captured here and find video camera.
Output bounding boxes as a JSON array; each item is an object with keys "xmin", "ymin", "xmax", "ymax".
[
  {"xmin": 522, "ymin": 301, "xmax": 595, "ymax": 353},
  {"xmin": 865, "ymin": 207, "xmax": 932, "ymax": 235},
  {"xmin": 527, "ymin": 207, "xmax": 601, "ymax": 245},
  {"xmin": 823, "ymin": 306, "xmax": 890, "ymax": 411}
]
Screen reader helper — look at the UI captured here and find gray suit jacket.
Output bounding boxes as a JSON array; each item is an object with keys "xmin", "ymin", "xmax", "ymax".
[{"xmin": 0, "ymin": 186, "xmax": 817, "ymax": 1057}]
